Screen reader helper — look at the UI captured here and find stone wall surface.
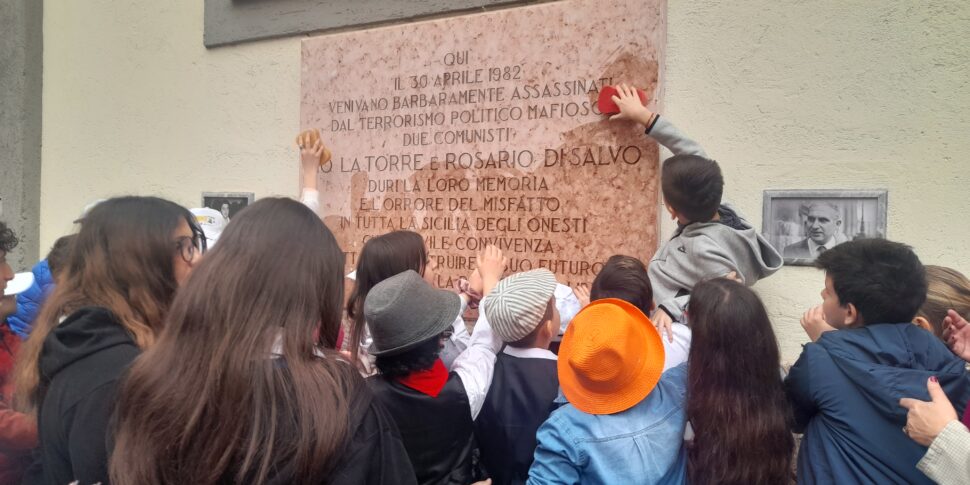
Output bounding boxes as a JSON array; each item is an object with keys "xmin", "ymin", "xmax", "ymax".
[
  {"xmin": 0, "ymin": 0, "xmax": 42, "ymax": 270},
  {"xmin": 301, "ymin": 0, "xmax": 665, "ymax": 288},
  {"xmin": 38, "ymin": 0, "xmax": 970, "ymax": 362}
]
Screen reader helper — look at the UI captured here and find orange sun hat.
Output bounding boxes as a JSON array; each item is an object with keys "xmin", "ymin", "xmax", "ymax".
[{"xmin": 557, "ymin": 298, "xmax": 665, "ymax": 415}]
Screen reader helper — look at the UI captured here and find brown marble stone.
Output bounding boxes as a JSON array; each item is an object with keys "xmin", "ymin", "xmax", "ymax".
[{"xmin": 301, "ymin": 0, "xmax": 665, "ymax": 289}]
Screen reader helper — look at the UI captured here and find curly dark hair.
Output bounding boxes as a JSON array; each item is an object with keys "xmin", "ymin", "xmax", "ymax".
[
  {"xmin": 0, "ymin": 222, "xmax": 19, "ymax": 254},
  {"xmin": 374, "ymin": 335, "xmax": 442, "ymax": 379}
]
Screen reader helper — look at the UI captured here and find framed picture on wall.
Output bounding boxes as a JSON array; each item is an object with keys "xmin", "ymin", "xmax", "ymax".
[
  {"xmin": 201, "ymin": 192, "xmax": 255, "ymax": 223},
  {"xmin": 762, "ymin": 189, "xmax": 888, "ymax": 266}
]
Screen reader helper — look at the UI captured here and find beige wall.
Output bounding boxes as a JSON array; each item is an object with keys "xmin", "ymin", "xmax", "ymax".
[{"xmin": 40, "ymin": 0, "xmax": 970, "ymax": 362}]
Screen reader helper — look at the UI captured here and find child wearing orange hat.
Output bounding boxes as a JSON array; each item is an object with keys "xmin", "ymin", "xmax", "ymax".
[
  {"xmin": 586, "ymin": 254, "xmax": 691, "ymax": 372},
  {"xmin": 527, "ymin": 299, "xmax": 687, "ymax": 484}
]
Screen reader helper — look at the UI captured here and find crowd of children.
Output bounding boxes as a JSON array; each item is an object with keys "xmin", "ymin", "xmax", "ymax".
[{"xmin": 0, "ymin": 84, "xmax": 967, "ymax": 485}]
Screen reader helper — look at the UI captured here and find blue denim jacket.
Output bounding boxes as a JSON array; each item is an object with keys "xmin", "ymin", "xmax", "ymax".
[{"xmin": 527, "ymin": 364, "xmax": 688, "ymax": 485}]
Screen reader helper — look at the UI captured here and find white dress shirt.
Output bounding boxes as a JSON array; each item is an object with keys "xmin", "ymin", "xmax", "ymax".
[
  {"xmin": 452, "ymin": 302, "xmax": 503, "ymax": 420},
  {"xmin": 663, "ymin": 323, "xmax": 692, "ymax": 371},
  {"xmin": 300, "ymin": 188, "xmax": 319, "ymax": 213}
]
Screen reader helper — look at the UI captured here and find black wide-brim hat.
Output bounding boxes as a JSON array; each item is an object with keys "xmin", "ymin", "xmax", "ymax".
[{"xmin": 364, "ymin": 270, "xmax": 461, "ymax": 356}]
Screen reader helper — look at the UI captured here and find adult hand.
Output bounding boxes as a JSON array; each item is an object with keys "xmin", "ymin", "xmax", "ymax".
[
  {"xmin": 476, "ymin": 245, "xmax": 507, "ymax": 296},
  {"xmin": 609, "ymin": 83, "xmax": 654, "ymax": 126},
  {"xmin": 801, "ymin": 305, "xmax": 836, "ymax": 342},
  {"xmin": 652, "ymin": 308, "xmax": 675, "ymax": 343},
  {"xmin": 900, "ymin": 376, "xmax": 958, "ymax": 447},
  {"xmin": 572, "ymin": 284, "xmax": 590, "ymax": 307},
  {"xmin": 943, "ymin": 309, "xmax": 970, "ymax": 362}
]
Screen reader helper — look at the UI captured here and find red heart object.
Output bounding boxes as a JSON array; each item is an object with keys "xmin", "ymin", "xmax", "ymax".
[{"xmin": 597, "ymin": 86, "xmax": 648, "ymax": 115}]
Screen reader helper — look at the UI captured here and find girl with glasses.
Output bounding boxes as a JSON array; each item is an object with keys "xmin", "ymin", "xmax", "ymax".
[
  {"xmin": 110, "ymin": 198, "xmax": 415, "ymax": 484},
  {"xmin": 14, "ymin": 196, "xmax": 202, "ymax": 485}
]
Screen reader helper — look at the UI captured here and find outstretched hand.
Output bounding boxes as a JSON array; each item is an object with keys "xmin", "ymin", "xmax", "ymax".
[
  {"xmin": 476, "ymin": 245, "xmax": 507, "ymax": 296},
  {"xmin": 943, "ymin": 309, "xmax": 970, "ymax": 363},
  {"xmin": 609, "ymin": 83, "xmax": 654, "ymax": 126},
  {"xmin": 900, "ymin": 376, "xmax": 958, "ymax": 447},
  {"xmin": 297, "ymin": 129, "xmax": 332, "ymax": 190}
]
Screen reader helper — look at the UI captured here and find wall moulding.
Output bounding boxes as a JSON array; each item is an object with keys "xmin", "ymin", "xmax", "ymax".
[{"xmin": 204, "ymin": 0, "xmax": 557, "ymax": 48}]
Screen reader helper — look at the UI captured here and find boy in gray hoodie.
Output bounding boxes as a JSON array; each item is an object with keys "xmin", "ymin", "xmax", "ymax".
[{"xmin": 611, "ymin": 85, "xmax": 783, "ymax": 339}]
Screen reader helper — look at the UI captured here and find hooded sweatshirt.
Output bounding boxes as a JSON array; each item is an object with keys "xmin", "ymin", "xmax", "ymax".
[
  {"xmin": 645, "ymin": 117, "xmax": 783, "ymax": 322},
  {"xmin": 785, "ymin": 323, "xmax": 970, "ymax": 485},
  {"xmin": 23, "ymin": 306, "xmax": 140, "ymax": 485}
]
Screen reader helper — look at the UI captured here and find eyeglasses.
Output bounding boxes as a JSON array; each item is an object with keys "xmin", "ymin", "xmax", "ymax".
[{"xmin": 174, "ymin": 235, "xmax": 204, "ymax": 264}]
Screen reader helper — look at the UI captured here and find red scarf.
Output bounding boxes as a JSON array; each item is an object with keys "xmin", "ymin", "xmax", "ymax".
[{"xmin": 396, "ymin": 358, "xmax": 449, "ymax": 397}]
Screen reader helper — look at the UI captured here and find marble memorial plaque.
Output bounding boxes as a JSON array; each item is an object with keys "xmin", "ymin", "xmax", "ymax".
[{"xmin": 301, "ymin": 0, "xmax": 665, "ymax": 289}]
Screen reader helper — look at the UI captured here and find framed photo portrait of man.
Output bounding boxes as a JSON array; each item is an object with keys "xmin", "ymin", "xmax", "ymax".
[
  {"xmin": 201, "ymin": 192, "xmax": 255, "ymax": 223},
  {"xmin": 762, "ymin": 190, "xmax": 888, "ymax": 266}
]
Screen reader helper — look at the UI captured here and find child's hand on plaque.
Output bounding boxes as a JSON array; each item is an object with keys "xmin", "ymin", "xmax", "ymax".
[
  {"xmin": 297, "ymin": 129, "xmax": 331, "ymax": 193},
  {"xmin": 610, "ymin": 83, "xmax": 654, "ymax": 126},
  {"xmin": 296, "ymin": 129, "xmax": 332, "ymax": 172}
]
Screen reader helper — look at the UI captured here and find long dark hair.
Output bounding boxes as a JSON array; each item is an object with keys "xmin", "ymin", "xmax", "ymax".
[
  {"xmin": 686, "ymin": 278, "xmax": 794, "ymax": 485},
  {"xmin": 14, "ymin": 196, "xmax": 197, "ymax": 413},
  {"xmin": 110, "ymin": 198, "xmax": 360, "ymax": 485},
  {"xmin": 345, "ymin": 230, "xmax": 427, "ymax": 361}
]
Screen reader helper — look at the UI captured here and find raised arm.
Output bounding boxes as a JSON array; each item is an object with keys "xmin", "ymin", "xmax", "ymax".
[
  {"xmin": 439, "ymin": 296, "xmax": 470, "ymax": 369},
  {"xmin": 296, "ymin": 129, "xmax": 330, "ymax": 213},
  {"xmin": 442, "ymin": 269, "xmax": 486, "ymax": 367},
  {"xmin": 611, "ymin": 83, "xmax": 707, "ymax": 157},
  {"xmin": 452, "ymin": 245, "xmax": 507, "ymax": 420}
]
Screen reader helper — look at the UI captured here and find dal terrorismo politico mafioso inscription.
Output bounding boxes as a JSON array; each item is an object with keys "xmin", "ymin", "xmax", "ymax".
[{"xmin": 301, "ymin": 0, "xmax": 665, "ymax": 288}]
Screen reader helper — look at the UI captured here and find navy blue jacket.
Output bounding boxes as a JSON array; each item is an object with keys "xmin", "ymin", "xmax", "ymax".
[{"xmin": 786, "ymin": 323, "xmax": 970, "ymax": 485}]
